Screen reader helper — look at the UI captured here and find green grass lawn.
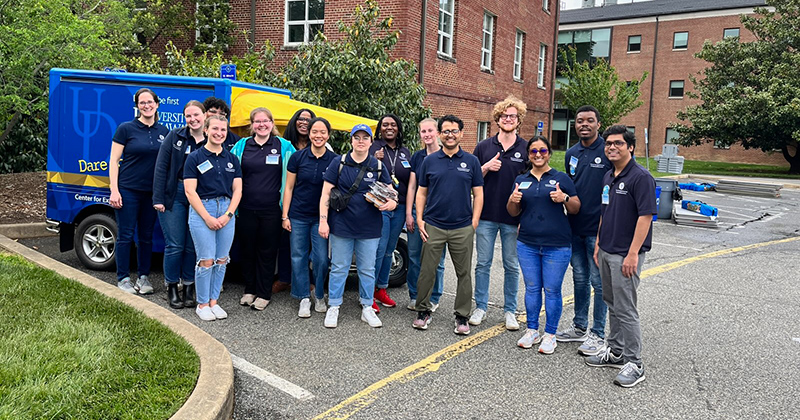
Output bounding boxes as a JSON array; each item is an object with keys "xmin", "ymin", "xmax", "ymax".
[
  {"xmin": 0, "ymin": 254, "xmax": 199, "ymax": 419},
  {"xmin": 549, "ymin": 151, "xmax": 799, "ymax": 179}
]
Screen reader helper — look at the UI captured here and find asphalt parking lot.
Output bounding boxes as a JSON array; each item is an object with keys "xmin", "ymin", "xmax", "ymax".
[{"xmin": 19, "ymin": 178, "xmax": 800, "ymax": 419}]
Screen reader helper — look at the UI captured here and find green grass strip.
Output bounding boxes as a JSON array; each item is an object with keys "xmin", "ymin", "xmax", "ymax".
[{"xmin": 0, "ymin": 254, "xmax": 199, "ymax": 419}]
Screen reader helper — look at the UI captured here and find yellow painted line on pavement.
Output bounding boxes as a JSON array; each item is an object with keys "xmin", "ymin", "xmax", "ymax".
[{"xmin": 314, "ymin": 235, "xmax": 800, "ymax": 420}]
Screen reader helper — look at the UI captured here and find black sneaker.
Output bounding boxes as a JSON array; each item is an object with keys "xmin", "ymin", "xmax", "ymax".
[
  {"xmin": 584, "ymin": 347, "xmax": 624, "ymax": 368},
  {"xmin": 412, "ymin": 311, "xmax": 431, "ymax": 330},
  {"xmin": 454, "ymin": 316, "xmax": 470, "ymax": 335},
  {"xmin": 614, "ymin": 362, "xmax": 646, "ymax": 388}
]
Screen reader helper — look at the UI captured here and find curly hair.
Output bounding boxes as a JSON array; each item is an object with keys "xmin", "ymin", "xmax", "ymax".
[{"xmin": 491, "ymin": 95, "xmax": 527, "ymax": 124}]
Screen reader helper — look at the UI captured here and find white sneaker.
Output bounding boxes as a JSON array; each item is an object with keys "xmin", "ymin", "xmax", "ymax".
[
  {"xmin": 210, "ymin": 305, "xmax": 228, "ymax": 320},
  {"xmin": 298, "ymin": 298, "xmax": 312, "ymax": 318},
  {"xmin": 196, "ymin": 306, "xmax": 216, "ymax": 321},
  {"xmin": 538, "ymin": 333, "xmax": 558, "ymax": 354},
  {"xmin": 239, "ymin": 293, "xmax": 256, "ymax": 306},
  {"xmin": 578, "ymin": 332, "xmax": 606, "ymax": 356},
  {"xmin": 505, "ymin": 312, "xmax": 520, "ymax": 330},
  {"xmin": 407, "ymin": 299, "xmax": 417, "ymax": 310},
  {"xmin": 314, "ymin": 296, "xmax": 327, "ymax": 313},
  {"xmin": 361, "ymin": 305, "xmax": 383, "ymax": 328},
  {"xmin": 117, "ymin": 277, "xmax": 136, "ymax": 294},
  {"xmin": 324, "ymin": 306, "xmax": 339, "ymax": 328},
  {"xmin": 517, "ymin": 329, "xmax": 541, "ymax": 349},
  {"xmin": 469, "ymin": 308, "xmax": 486, "ymax": 326},
  {"xmin": 431, "ymin": 302, "xmax": 440, "ymax": 313},
  {"xmin": 135, "ymin": 275, "xmax": 154, "ymax": 295}
]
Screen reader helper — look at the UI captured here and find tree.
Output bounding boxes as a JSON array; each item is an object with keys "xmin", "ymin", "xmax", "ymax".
[
  {"xmin": 129, "ymin": 0, "xmax": 236, "ymax": 55},
  {"xmin": 672, "ymin": 0, "xmax": 800, "ymax": 173},
  {"xmin": 558, "ymin": 47, "xmax": 648, "ymax": 127},
  {"xmin": 277, "ymin": 0, "xmax": 430, "ymax": 151}
]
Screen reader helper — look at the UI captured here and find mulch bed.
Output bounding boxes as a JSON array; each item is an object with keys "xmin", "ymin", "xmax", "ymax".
[{"xmin": 0, "ymin": 172, "xmax": 47, "ymax": 224}]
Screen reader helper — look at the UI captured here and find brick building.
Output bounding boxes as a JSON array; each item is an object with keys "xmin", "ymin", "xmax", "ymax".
[
  {"xmin": 196, "ymin": 1, "xmax": 560, "ymax": 151},
  {"xmin": 556, "ymin": 0, "xmax": 787, "ymax": 166}
]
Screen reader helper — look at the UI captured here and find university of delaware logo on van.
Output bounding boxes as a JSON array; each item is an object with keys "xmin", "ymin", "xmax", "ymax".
[{"xmin": 71, "ymin": 87, "xmax": 116, "ymax": 152}]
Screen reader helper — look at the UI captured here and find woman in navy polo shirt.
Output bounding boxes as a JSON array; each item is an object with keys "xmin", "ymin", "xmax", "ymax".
[
  {"xmin": 109, "ymin": 88, "xmax": 169, "ymax": 295},
  {"xmin": 184, "ymin": 115, "xmax": 242, "ymax": 321},
  {"xmin": 230, "ymin": 107, "xmax": 296, "ymax": 311},
  {"xmin": 319, "ymin": 124, "xmax": 396, "ymax": 329},
  {"xmin": 153, "ymin": 100, "xmax": 207, "ymax": 309},
  {"xmin": 282, "ymin": 117, "xmax": 337, "ymax": 318},
  {"xmin": 369, "ymin": 114, "xmax": 411, "ymax": 311},
  {"xmin": 507, "ymin": 136, "xmax": 581, "ymax": 354}
]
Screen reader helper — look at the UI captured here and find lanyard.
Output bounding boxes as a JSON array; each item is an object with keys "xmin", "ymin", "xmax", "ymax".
[{"xmin": 385, "ymin": 145, "xmax": 398, "ymax": 176}]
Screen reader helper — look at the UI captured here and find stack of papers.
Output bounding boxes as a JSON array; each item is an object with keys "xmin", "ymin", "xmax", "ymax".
[
  {"xmin": 715, "ymin": 179, "xmax": 782, "ymax": 198},
  {"xmin": 673, "ymin": 206, "xmax": 720, "ymax": 228}
]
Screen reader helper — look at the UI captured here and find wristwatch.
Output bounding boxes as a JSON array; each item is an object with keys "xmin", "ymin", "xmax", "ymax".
[
  {"xmin": 563, "ymin": 194, "xmax": 570, "ymax": 203},
  {"xmin": 226, "ymin": 211, "xmax": 234, "ymax": 219}
]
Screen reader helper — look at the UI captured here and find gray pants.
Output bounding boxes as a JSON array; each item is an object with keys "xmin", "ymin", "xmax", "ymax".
[
  {"xmin": 598, "ymin": 248, "xmax": 645, "ymax": 366},
  {"xmin": 417, "ymin": 224, "xmax": 475, "ymax": 318}
]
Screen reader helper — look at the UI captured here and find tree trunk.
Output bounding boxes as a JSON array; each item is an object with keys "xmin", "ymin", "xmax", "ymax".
[
  {"xmin": 0, "ymin": 111, "xmax": 22, "ymax": 147},
  {"xmin": 782, "ymin": 142, "xmax": 800, "ymax": 174}
]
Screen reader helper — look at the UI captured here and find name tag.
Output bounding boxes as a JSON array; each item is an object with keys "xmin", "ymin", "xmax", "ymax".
[
  {"xmin": 602, "ymin": 185, "xmax": 610, "ymax": 205},
  {"xmin": 569, "ymin": 156, "xmax": 579, "ymax": 176},
  {"xmin": 197, "ymin": 160, "xmax": 213, "ymax": 174},
  {"xmin": 185, "ymin": 147, "xmax": 191, "ymax": 155},
  {"xmin": 266, "ymin": 155, "xmax": 280, "ymax": 165},
  {"xmin": 518, "ymin": 181, "xmax": 532, "ymax": 189},
  {"xmin": 401, "ymin": 160, "xmax": 411, "ymax": 169}
]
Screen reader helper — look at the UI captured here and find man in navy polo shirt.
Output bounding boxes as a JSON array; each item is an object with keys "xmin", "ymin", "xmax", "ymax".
[
  {"xmin": 203, "ymin": 97, "xmax": 241, "ymax": 150},
  {"xmin": 585, "ymin": 125, "xmax": 655, "ymax": 388},
  {"xmin": 557, "ymin": 105, "xmax": 613, "ymax": 356},
  {"xmin": 413, "ymin": 115, "xmax": 484, "ymax": 335},
  {"xmin": 471, "ymin": 95, "xmax": 529, "ymax": 330}
]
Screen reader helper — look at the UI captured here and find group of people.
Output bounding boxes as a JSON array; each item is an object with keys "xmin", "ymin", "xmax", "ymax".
[{"xmin": 109, "ymin": 89, "xmax": 655, "ymax": 389}]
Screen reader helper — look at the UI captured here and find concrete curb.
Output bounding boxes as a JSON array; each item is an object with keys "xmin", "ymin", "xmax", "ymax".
[
  {"xmin": 0, "ymin": 234, "xmax": 234, "ymax": 420},
  {"xmin": 0, "ymin": 222, "xmax": 56, "ymax": 239},
  {"xmin": 658, "ymin": 174, "xmax": 800, "ymax": 190}
]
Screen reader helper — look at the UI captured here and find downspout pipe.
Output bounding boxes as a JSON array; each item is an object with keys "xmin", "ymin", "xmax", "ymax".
[
  {"xmin": 549, "ymin": 1, "xmax": 561, "ymax": 141},
  {"xmin": 419, "ymin": 0, "xmax": 428, "ymax": 84},
  {"xmin": 250, "ymin": 0, "xmax": 256, "ymax": 49},
  {"xmin": 646, "ymin": 16, "xmax": 659, "ymax": 158}
]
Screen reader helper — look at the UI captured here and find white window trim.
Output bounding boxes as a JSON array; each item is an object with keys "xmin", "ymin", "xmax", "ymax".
[
  {"xmin": 513, "ymin": 30, "xmax": 524, "ymax": 81},
  {"xmin": 481, "ymin": 13, "xmax": 495, "ymax": 71},
  {"xmin": 196, "ymin": 2, "xmax": 221, "ymax": 47},
  {"xmin": 627, "ymin": 35, "xmax": 641, "ymax": 53},
  {"xmin": 284, "ymin": 0, "xmax": 324, "ymax": 46},
  {"xmin": 669, "ymin": 80, "xmax": 685, "ymax": 98},
  {"xmin": 672, "ymin": 31, "xmax": 689, "ymax": 50},
  {"xmin": 438, "ymin": 0, "xmax": 455, "ymax": 57},
  {"xmin": 538, "ymin": 44, "xmax": 547, "ymax": 88},
  {"xmin": 477, "ymin": 121, "xmax": 489, "ymax": 142}
]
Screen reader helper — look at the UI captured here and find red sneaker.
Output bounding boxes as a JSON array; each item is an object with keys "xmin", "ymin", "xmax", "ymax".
[
  {"xmin": 372, "ymin": 301, "xmax": 381, "ymax": 314},
  {"xmin": 374, "ymin": 288, "xmax": 396, "ymax": 307}
]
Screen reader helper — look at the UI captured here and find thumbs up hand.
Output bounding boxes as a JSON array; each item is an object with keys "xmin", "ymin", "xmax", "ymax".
[
  {"xmin": 510, "ymin": 183, "xmax": 523, "ymax": 204},
  {"xmin": 550, "ymin": 182, "xmax": 566, "ymax": 203},
  {"xmin": 484, "ymin": 152, "xmax": 502, "ymax": 172}
]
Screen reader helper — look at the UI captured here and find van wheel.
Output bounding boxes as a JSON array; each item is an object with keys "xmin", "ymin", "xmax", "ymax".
[
  {"xmin": 388, "ymin": 238, "xmax": 409, "ymax": 288},
  {"xmin": 74, "ymin": 213, "xmax": 117, "ymax": 271}
]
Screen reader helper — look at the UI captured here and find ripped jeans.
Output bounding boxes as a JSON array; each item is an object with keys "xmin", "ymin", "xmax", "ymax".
[{"xmin": 188, "ymin": 197, "xmax": 236, "ymax": 305}]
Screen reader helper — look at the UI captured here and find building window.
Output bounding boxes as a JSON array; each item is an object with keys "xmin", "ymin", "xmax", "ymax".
[
  {"xmin": 481, "ymin": 13, "xmax": 495, "ymax": 70},
  {"xmin": 196, "ymin": 1, "xmax": 230, "ymax": 47},
  {"xmin": 477, "ymin": 121, "xmax": 489, "ymax": 141},
  {"xmin": 513, "ymin": 30, "xmax": 525, "ymax": 81},
  {"xmin": 723, "ymin": 28, "xmax": 740, "ymax": 39},
  {"xmin": 557, "ymin": 28, "xmax": 611, "ymax": 66},
  {"xmin": 542, "ymin": 0, "xmax": 549, "ymax": 13},
  {"xmin": 673, "ymin": 31, "xmax": 688, "ymax": 49},
  {"xmin": 438, "ymin": 0, "xmax": 455, "ymax": 57},
  {"xmin": 669, "ymin": 80, "xmax": 685, "ymax": 98},
  {"xmin": 538, "ymin": 44, "xmax": 547, "ymax": 88},
  {"xmin": 284, "ymin": 0, "xmax": 324, "ymax": 45},
  {"xmin": 627, "ymin": 126, "xmax": 635, "ymax": 134},
  {"xmin": 665, "ymin": 128, "xmax": 680, "ymax": 144},
  {"xmin": 627, "ymin": 35, "xmax": 641, "ymax": 53}
]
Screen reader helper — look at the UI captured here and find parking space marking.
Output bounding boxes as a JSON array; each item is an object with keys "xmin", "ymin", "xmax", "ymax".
[
  {"xmin": 314, "ymin": 235, "xmax": 800, "ymax": 419},
  {"xmin": 231, "ymin": 354, "xmax": 314, "ymax": 401}
]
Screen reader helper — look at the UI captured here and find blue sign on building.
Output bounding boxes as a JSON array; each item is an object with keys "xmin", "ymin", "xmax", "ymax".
[
  {"xmin": 221, "ymin": 64, "xmax": 237, "ymax": 80},
  {"xmin": 537, "ymin": 121, "xmax": 544, "ymax": 133}
]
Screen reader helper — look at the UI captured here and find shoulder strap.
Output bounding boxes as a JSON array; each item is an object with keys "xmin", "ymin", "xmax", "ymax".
[{"xmin": 338, "ymin": 154, "xmax": 346, "ymax": 174}]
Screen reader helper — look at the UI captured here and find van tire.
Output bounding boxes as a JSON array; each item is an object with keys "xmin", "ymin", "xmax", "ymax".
[
  {"xmin": 388, "ymin": 238, "xmax": 409, "ymax": 288},
  {"xmin": 74, "ymin": 213, "xmax": 117, "ymax": 271}
]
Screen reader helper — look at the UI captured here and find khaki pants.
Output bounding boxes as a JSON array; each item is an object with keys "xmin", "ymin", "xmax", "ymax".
[{"xmin": 416, "ymin": 224, "xmax": 474, "ymax": 318}]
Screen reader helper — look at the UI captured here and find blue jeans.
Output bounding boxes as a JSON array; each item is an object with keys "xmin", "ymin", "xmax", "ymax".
[
  {"xmin": 474, "ymin": 220, "xmax": 520, "ymax": 312},
  {"xmin": 114, "ymin": 187, "xmax": 157, "ymax": 281},
  {"xmin": 517, "ymin": 241, "xmax": 571, "ymax": 334},
  {"xmin": 188, "ymin": 197, "xmax": 236, "ymax": 305},
  {"xmin": 328, "ymin": 235, "xmax": 379, "ymax": 307},
  {"xmin": 289, "ymin": 218, "xmax": 328, "ymax": 300},
  {"xmin": 570, "ymin": 235, "xmax": 607, "ymax": 338},
  {"xmin": 406, "ymin": 207, "xmax": 445, "ymax": 304},
  {"xmin": 158, "ymin": 184, "xmax": 195, "ymax": 285},
  {"xmin": 374, "ymin": 204, "xmax": 406, "ymax": 289}
]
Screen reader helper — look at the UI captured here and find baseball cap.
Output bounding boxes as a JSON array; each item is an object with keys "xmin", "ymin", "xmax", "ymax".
[{"xmin": 350, "ymin": 124, "xmax": 373, "ymax": 137}]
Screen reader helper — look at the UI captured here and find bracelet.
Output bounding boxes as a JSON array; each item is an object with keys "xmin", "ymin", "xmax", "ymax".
[
  {"xmin": 320, "ymin": 215, "xmax": 328, "ymax": 220},
  {"xmin": 281, "ymin": 217, "xmax": 288, "ymax": 221}
]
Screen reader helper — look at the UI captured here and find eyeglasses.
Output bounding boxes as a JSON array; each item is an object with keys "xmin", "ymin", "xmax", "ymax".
[
  {"xmin": 138, "ymin": 101, "xmax": 155, "ymax": 106},
  {"xmin": 352, "ymin": 136, "xmax": 371, "ymax": 142},
  {"xmin": 529, "ymin": 148, "xmax": 549, "ymax": 155},
  {"xmin": 253, "ymin": 120, "xmax": 272, "ymax": 125},
  {"xmin": 605, "ymin": 140, "xmax": 627, "ymax": 148},
  {"xmin": 297, "ymin": 117, "xmax": 311, "ymax": 123},
  {"xmin": 499, "ymin": 114, "xmax": 519, "ymax": 120},
  {"xmin": 207, "ymin": 109, "xmax": 227, "ymax": 117},
  {"xmin": 441, "ymin": 129, "xmax": 461, "ymax": 136}
]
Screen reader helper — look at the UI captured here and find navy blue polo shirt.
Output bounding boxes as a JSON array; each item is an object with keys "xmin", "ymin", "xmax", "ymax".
[
  {"xmin": 514, "ymin": 169, "xmax": 577, "ymax": 247},
  {"xmin": 410, "ymin": 148, "xmax": 432, "ymax": 177},
  {"xmin": 473, "ymin": 135, "xmax": 529, "ymax": 225},
  {"xmin": 565, "ymin": 136, "xmax": 612, "ymax": 237},
  {"xmin": 323, "ymin": 153, "xmax": 391, "ymax": 239},
  {"xmin": 598, "ymin": 159, "xmax": 657, "ymax": 256},
  {"xmin": 183, "ymin": 146, "xmax": 242, "ymax": 199},
  {"xmin": 369, "ymin": 140, "xmax": 412, "ymax": 205},
  {"xmin": 240, "ymin": 136, "xmax": 283, "ymax": 210},
  {"xmin": 287, "ymin": 148, "xmax": 337, "ymax": 221},
  {"xmin": 417, "ymin": 148, "xmax": 484, "ymax": 230},
  {"xmin": 223, "ymin": 130, "xmax": 240, "ymax": 151},
  {"xmin": 112, "ymin": 119, "xmax": 169, "ymax": 192}
]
